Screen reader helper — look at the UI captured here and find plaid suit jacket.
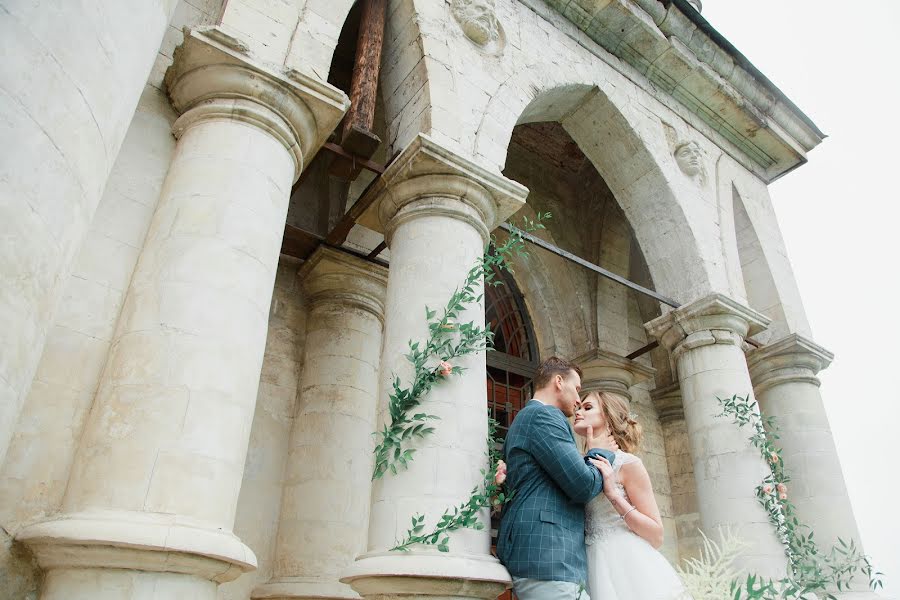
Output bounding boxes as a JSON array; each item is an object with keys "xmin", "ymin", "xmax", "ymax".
[{"xmin": 496, "ymin": 399, "xmax": 614, "ymax": 584}]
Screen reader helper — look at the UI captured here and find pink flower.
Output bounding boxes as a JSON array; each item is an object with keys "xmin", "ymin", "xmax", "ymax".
[
  {"xmin": 441, "ymin": 321, "xmax": 456, "ymax": 331},
  {"xmin": 438, "ymin": 361, "xmax": 453, "ymax": 377},
  {"xmin": 769, "ymin": 452, "xmax": 779, "ymax": 463},
  {"xmin": 776, "ymin": 483, "xmax": 787, "ymax": 500},
  {"xmin": 762, "ymin": 484, "xmax": 774, "ymax": 494},
  {"xmin": 494, "ymin": 460, "xmax": 507, "ymax": 486}
]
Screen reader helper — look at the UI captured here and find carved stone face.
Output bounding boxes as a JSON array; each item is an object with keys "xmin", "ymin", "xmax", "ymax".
[
  {"xmin": 451, "ymin": 0, "xmax": 501, "ymax": 47},
  {"xmin": 675, "ymin": 141, "xmax": 704, "ymax": 177}
]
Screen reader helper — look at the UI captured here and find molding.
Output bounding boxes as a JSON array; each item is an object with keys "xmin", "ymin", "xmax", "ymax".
[
  {"xmin": 299, "ymin": 246, "xmax": 389, "ymax": 324},
  {"xmin": 253, "ymin": 577, "xmax": 360, "ymax": 600},
  {"xmin": 747, "ymin": 333, "xmax": 834, "ymax": 395},
  {"xmin": 574, "ymin": 348, "xmax": 655, "ymax": 400},
  {"xmin": 538, "ymin": 0, "xmax": 824, "ymax": 182},
  {"xmin": 16, "ymin": 510, "xmax": 256, "ymax": 583},
  {"xmin": 165, "ymin": 27, "xmax": 350, "ymax": 181},
  {"xmin": 340, "ymin": 551, "xmax": 510, "ymax": 599},
  {"xmin": 355, "ymin": 133, "xmax": 528, "ymax": 245}
]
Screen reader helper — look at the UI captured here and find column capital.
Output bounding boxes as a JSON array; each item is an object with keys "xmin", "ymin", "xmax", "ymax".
[
  {"xmin": 574, "ymin": 348, "xmax": 655, "ymax": 400},
  {"xmin": 747, "ymin": 333, "xmax": 834, "ymax": 395},
  {"xmin": 650, "ymin": 382, "xmax": 684, "ymax": 424},
  {"xmin": 356, "ymin": 133, "xmax": 528, "ymax": 246},
  {"xmin": 645, "ymin": 293, "xmax": 771, "ymax": 359},
  {"xmin": 299, "ymin": 246, "xmax": 389, "ymax": 324},
  {"xmin": 165, "ymin": 27, "xmax": 349, "ymax": 181}
]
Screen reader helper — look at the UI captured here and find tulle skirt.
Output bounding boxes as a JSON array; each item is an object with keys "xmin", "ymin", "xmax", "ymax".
[{"xmin": 586, "ymin": 528, "xmax": 691, "ymax": 600}]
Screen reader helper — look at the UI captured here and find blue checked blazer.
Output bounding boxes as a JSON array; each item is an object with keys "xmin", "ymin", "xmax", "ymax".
[{"xmin": 496, "ymin": 399, "xmax": 615, "ymax": 584}]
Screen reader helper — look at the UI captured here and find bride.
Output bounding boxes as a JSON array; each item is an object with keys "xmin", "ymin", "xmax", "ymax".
[{"xmin": 572, "ymin": 390, "xmax": 693, "ymax": 600}]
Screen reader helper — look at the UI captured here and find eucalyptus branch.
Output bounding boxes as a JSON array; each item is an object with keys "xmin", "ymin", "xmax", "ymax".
[
  {"xmin": 716, "ymin": 394, "xmax": 884, "ymax": 599},
  {"xmin": 371, "ymin": 213, "xmax": 550, "ymax": 480}
]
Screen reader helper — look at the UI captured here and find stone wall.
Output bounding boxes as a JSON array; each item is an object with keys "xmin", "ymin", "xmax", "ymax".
[{"xmin": 220, "ymin": 259, "xmax": 308, "ymax": 600}]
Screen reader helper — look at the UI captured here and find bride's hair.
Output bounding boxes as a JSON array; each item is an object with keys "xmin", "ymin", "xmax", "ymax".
[{"xmin": 578, "ymin": 390, "xmax": 644, "ymax": 454}]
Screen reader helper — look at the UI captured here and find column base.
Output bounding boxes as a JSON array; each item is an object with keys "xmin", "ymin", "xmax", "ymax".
[
  {"xmin": 16, "ymin": 510, "xmax": 256, "ymax": 583},
  {"xmin": 253, "ymin": 577, "xmax": 361, "ymax": 599},
  {"xmin": 340, "ymin": 551, "xmax": 510, "ymax": 599}
]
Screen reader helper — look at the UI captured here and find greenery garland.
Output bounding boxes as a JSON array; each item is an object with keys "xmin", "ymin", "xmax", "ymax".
[
  {"xmin": 715, "ymin": 394, "xmax": 883, "ymax": 599},
  {"xmin": 372, "ymin": 213, "xmax": 548, "ymax": 551}
]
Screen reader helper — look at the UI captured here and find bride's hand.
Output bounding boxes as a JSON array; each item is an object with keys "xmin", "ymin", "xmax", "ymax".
[
  {"xmin": 587, "ymin": 455, "xmax": 619, "ymax": 498},
  {"xmin": 586, "ymin": 424, "xmax": 619, "ymax": 453}
]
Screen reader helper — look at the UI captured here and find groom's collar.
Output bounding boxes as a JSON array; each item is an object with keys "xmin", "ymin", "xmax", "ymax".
[{"xmin": 528, "ymin": 398, "xmax": 547, "ymax": 406}]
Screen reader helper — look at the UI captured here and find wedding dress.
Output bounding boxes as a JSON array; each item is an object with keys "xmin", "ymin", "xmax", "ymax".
[{"xmin": 584, "ymin": 451, "xmax": 693, "ymax": 600}]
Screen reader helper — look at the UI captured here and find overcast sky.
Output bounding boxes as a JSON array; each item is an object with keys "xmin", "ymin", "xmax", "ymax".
[{"xmin": 700, "ymin": 1, "xmax": 900, "ymax": 596}]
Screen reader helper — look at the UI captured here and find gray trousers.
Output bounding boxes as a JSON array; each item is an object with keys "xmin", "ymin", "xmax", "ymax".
[{"xmin": 511, "ymin": 577, "xmax": 589, "ymax": 600}]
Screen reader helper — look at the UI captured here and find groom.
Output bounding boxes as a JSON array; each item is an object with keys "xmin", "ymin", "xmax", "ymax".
[{"xmin": 496, "ymin": 356, "xmax": 615, "ymax": 600}]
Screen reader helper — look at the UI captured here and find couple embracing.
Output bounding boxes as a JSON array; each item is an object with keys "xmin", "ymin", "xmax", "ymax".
[{"xmin": 496, "ymin": 357, "xmax": 692, "ymax": 600}]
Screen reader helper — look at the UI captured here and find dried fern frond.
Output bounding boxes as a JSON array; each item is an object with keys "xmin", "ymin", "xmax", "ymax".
[{"xmin": 677, "ymin": 527, "xmax": 749, "ymax": 600}]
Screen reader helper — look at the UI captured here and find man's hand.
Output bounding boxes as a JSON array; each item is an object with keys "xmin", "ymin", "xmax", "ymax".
[{"xmin": 586, "ymin": 424, "xmax": 619, "ymax": 453}]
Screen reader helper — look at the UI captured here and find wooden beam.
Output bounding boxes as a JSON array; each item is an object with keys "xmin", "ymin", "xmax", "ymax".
[
  {"xmin": 281, "ymin": 224, "xmax": 324, "ymax": 261},
  {"xmin": 343, "ymin": 0, "xmax": 386, "ymax": 142}
]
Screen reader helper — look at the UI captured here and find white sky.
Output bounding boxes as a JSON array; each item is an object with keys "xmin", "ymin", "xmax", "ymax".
[{"xmin": 700, "ymin": 1, "xmax": 900, "ymax": 596}]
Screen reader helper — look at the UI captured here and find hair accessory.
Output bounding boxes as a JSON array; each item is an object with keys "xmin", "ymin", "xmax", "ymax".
[{"xmin": 629, "ymin": 412, "xmax": 638, "ymax": 421}]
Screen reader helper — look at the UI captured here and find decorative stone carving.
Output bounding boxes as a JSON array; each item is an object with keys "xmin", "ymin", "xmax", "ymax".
[
  {"xmin": 674, "ymin": 140, "xmax": 707, "ymax": 184},
  {"xmin": 450, "ymin": 0, "xmax": 504, "ymax": 53}
]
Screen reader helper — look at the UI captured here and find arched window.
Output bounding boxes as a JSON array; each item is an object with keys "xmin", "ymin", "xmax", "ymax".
[{"xmin": 485, "ymin": 262, "xmax": 538, "ymax": 438}]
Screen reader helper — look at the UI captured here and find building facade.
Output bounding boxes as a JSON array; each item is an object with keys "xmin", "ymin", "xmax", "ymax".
[{"xmin": 0, "ymin": 0, "xmax": 872, "ymax": 598}]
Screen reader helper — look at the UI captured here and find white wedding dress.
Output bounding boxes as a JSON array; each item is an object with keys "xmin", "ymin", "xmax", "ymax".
[{"xmin": 585, "ymin": 451, "xmax": 693, "ymax": 600}]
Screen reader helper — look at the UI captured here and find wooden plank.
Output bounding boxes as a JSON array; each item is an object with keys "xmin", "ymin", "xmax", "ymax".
[{"xmin": 343, "ymin": 0, "xmax": 386, "ymax": 141}]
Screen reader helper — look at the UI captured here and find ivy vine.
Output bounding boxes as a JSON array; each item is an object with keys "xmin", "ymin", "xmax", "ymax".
[{"xmin": 716, "ymin": 394, "xmax": 883, "ymax": 599}]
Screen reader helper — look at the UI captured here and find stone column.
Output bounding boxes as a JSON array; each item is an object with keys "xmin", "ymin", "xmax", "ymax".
[
  {"xmin": 575, "ymin": 348, "xmax": 655, "ymax": 399},
  {"xmin": 340, "ymin": 134, "xmax": 527, "ymax": 599},
  {"xmin": 253, "ymin": 247, "xmax": 388, "ymax": 600},
  {"xmin": 17, "ymin": 29, "xmax": 349, "ymax": 600},
  {"xmin": 748, "ymin": 334, "xmax": 875, "ymax": 597},
  {"xmin": 652, "ymin": 383, "xmax": 703, "ymax": 562},
  {"xmin": 0, "ymin": 0, "xmax": 178, "ymax": 467},
  {"xmin": 645, "ymin": 293, "xmax": 788, "ymax": 577}
]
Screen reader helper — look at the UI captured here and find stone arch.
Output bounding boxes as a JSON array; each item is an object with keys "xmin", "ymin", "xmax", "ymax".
[
  {"xmin": 499, "ymin": 203, "xmax": 593, "ymax": 361},
  {"xmin": 476, "ymin": 77, "xmax": 719, "ymax": 307},
  {"xmin": 714, "ymin": 152, "xmax": 811, "ymax": 340},
  {"xmin": 285, "ymin": 0, "xmax": 359, "ymax": 78}
]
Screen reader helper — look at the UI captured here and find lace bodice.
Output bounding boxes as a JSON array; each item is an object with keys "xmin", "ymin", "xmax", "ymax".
[{"xmin": 585, "ymin": 451, "xmax": 641, "ymax": 545}]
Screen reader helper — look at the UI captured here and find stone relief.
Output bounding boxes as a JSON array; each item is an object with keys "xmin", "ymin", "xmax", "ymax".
[
  {"xmin": 450, "ymin": 0, "xmax": 505, "ymax": 53},
  {"xmin": 674, "ymin": 140, "xmax": 707, "ymax": 184}
]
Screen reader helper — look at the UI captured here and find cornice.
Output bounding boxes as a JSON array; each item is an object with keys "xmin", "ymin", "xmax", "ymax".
[{"xmin": 537, "ymin": 0, "xmax": 824, "ymax": 182}]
